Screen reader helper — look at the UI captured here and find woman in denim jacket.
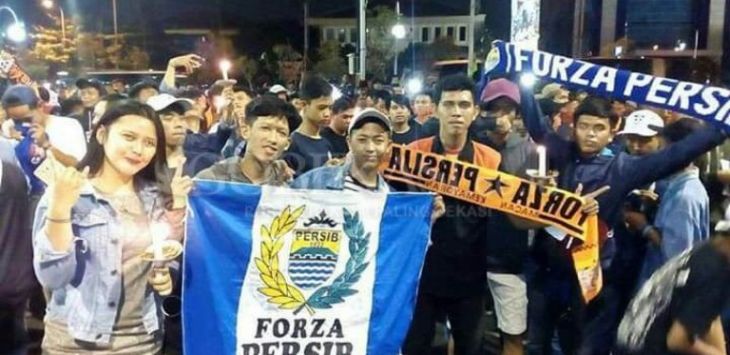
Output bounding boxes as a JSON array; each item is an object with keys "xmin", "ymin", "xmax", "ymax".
[{"xmin": 32, "ymin": 101, "xmax": 193, "ymax": 353}]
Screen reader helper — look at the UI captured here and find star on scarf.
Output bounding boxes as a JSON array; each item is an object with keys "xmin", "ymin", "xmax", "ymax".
[{"xmin": 484, "ymin": 175, "xmax": 509, "ymax": 198}]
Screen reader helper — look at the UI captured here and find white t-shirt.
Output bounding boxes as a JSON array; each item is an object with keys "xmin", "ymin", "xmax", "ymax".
[{"xmin": 46, "ymin": 115, "xmax": 87, "ymax": 161}]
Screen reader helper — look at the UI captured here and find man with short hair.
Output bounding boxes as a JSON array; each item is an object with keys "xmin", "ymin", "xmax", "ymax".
[
  {"xmin": 320, "ymin": 96, "xmax": 354, "ymax": 158},
  {"xmin": 412, "ymin": 92, "xmax": 435, "ymax": 125},
  {"xmin": 612, "ymin": 109, "xmax": 665, "ymax": 318},
  {"xmin": 128, "ymin": 80, "xmax": 159, "ymax": 103},
  {"xmin": 73, "ymin": 78, "xmax": 107, "ymax": 134},
  {"xmin": 2, "ymin": 85, "xmax": 86, "ymax": 177},
  {"xmin": 291, "ymin": 107, "xmax": 393, "ymax": 192},
  {"xmin": 616, "ymin": 221, "xmax": 730, "ymax": 355},
  {"xmin": 148, "ymin": 94, "xmax": 220, "ymax": 176},
  {"xmin": 110, "ymin": 78, "xmax": 125, "ymax": 94},
  {"xmin": 196, "ymin": 95, "xmax": 297, "ymax": 184},
  {"xmin": 283, "ymin": 74, "xmax": 334, "ymax": 176},
  {"xmin": 387, "ymin": 94, "xmax": 421, "ymax": 145},
  {"xmin": 403, "ymin": 74, "xmax": 502, "ymax": 355},
  {"xmin": 472, "ymin": 78, "xmax": 535, "ymax": 355},
  {"xmin": 626, "ymin": 118, "xmax": 712, "ymax": 288}
]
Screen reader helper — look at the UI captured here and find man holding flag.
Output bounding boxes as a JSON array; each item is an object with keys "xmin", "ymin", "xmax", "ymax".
[{"xmin": 184, "ymin": 100, "xmax": 438, "ymax": 355}]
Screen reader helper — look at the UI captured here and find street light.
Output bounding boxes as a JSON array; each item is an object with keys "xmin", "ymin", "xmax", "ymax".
[
  {"xmin": 0, "ymin": 6, "xmax": 26, "ymax": 43},
  {"xmin": 391, "ymin": 1, "xmax": 405, "ymax": 78},
  {"xmin": 406, "ymin": 78, "xmax": 423, "ymax": 96},
  {"xmin": 391, "ymin": 24, "xmax": 406, "ymax": 39},
  {"xmin": 40, "ymin": 0, "xmax": 66, "ymax": 43}
]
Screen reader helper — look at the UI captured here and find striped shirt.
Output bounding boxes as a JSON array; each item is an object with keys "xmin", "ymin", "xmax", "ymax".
[{"xmin": 343, "ymin": 173, "xmax": 390, "ymax": 193}]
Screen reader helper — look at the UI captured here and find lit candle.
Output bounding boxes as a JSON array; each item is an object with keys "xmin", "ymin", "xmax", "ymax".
[
  {"xmin": 537, "ymin": 145, "xmax": 547, "ymax": 176},
  {"xmin": 219, "ymin": 59, "xmax": 232, "ymax": 81},
  {"xmin": 150, "ymin": 223, "xmax": 170, "ymax": 261}
]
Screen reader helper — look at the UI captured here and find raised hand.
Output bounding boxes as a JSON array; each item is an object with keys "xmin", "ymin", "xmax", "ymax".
[
  {"xmin": 49, "ymin": 156, "xmax": 90, "ymax": 212},
  {"xmin": 168, "ymin": 54, "xmax": 204, "ymax": 75},
  {"xmin": 170, "ymin": 157, "xmax": 193, "ymax": 209}
]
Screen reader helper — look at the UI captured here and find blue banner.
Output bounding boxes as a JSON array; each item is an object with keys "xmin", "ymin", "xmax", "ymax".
[
  {"xmin": 183, "ymin": 181, "xmax": 433, "ymax": 355},
  {"xmin": 483, "ymin": 40, "xmax": 730, "ymax": 129}
]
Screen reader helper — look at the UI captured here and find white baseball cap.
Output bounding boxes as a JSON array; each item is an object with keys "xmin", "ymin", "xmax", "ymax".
[
  {"xmin": 269, "ymin": 84, "xmax": 288, "ymax": 95},
  {"xmin": 147, "ymin": 94, "xmax": 193, "ymax": 113},
  {"xmin": 617, "ymin": 110, "xmax": 664, "ymax": 137},
  {"xmin": 715, "ymin": 220, "xmax": 730, "ymax": 233}
]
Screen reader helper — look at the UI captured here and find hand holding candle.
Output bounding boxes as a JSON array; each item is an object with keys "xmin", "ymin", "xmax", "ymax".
[{"xmin": 150, "ymin": 222, "xmax": 170, "ymax": 261}]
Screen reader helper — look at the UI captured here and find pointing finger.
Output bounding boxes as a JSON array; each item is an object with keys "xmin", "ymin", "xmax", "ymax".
[{"xmin": 584, "ymin": 185, "xmax": 611, "ymax": 199}]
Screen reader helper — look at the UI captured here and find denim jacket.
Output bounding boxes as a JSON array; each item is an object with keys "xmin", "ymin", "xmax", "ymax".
[
  {"xmin": 290, "ymin": 161, "xmax": 390, "ymax": 192},
  {"xmin": 32, "ymin": 179, "xmax": 184, "ymax": 344}
]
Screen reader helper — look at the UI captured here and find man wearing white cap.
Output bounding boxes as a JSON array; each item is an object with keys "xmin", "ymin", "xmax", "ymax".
[
  {"xmin": 147, "ymin": 94, "xmax": 220, "ymax": 176},
  {"xmin": 619, "ymin": 109, "xmax": 665, "ymax": 157},
  {"xmin": 269, "ymin": 84, "xmax": 289, "ymax": 101},
  {"xmin": 621, "ymin": 117, "xmax": 711, "ymax": 289}
]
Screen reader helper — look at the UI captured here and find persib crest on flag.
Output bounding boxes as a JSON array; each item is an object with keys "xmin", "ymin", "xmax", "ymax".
[
  {"xmin": 288, "ymin": 210, "xmax": 342, "ymax": 290},
  {"xmin": 183, "ymin": 181, "xmax": 433, "ymax": 355}
]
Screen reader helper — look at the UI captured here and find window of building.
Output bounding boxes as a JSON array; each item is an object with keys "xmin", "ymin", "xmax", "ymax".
[
  {"xmin": 459, "ymin": 26, "xmax": 467, "ymax": 42},
  {"xmin": 447, "ymin": 26, "xmax": 455, "ymax": 38},
  {"xmin": 422, "ymin": 27, "xmax": 430, "ymax": 42},
  {"xmin": 434, "ymin": 27, "xmax": 442, "ymax": 38},
  {"xmin": 325, "ymin": 28, "xmax": 335, "ymax": 42},
  {"xmin": 338, "ymin": 28, "xmax": 347, "ymax": 43},
  {"xmin": 459, "ymin": 26, "xmax": 466, "ymax": 42},
  {"xmin": 349, "ymin": 28, "xmax": 357, "ymax": 43}
]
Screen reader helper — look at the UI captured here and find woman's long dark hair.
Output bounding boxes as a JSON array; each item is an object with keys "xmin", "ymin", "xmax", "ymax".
[{"xmin": 77, "ymin": 100, "xmax": 168, "ymax": 190}]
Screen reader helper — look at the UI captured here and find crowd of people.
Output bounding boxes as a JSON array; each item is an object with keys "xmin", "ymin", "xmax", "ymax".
[{"xmin": 0, "ymin": 50, "xmax": 729, "ymax": 355}]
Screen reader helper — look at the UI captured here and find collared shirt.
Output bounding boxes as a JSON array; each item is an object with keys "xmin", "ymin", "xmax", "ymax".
[{"xmin": 32, "ymin": 179, "xmax": 184, "ymax": 344}]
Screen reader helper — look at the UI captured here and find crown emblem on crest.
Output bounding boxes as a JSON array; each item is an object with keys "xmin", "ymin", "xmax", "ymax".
[
  {"xmin": 303, "ymin": 210, "xmax": 338, "ymax": 228},
  {"xmin": 255, "ymin": 205, "xmax": 370, "ymax": 315}
]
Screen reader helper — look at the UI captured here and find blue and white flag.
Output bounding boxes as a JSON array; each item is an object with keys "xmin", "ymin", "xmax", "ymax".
[
  {"xmin": 183, "ymin": 181, "xmax": 433, "ymax": 355},
  {"xmin": 482, "ymin": 40, "xmax": 730, "ymax": 129}
]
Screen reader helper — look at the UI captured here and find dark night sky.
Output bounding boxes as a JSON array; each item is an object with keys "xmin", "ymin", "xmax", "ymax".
[
  {"xmin": 9, "ymin": 0, "xmax": 481, "ymax": 31},
  {"xmin": 5, "ymin": 0, "xmax": 493, "ymax": 65}
]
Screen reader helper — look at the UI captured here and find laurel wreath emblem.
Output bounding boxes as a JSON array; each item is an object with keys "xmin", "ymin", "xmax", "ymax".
[{"xmin": 256, "ymin": 206, "xmax": 370, "ymax": 315}]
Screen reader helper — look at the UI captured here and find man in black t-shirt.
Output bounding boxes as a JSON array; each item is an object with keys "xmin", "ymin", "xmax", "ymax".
[
  {"xmin": 616, "ymin": 222, "xmax": 730, "ymax": 355},
  {"xmin": 320, "ymin": 96, "xmax": 354, "ymax": 158},
  {"xmin": 283, "ymin": 74, "xmax": 335, "ymax": 176},
  {"xmin": 386, "ymin": 94, "xmax": 422, "ymax": 145}
]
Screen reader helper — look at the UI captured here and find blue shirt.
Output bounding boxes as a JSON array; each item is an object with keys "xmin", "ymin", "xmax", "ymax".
[
  {"xmin": 638, "ymin": 168, "xmax": 709, "ymax": 286},
  {"xmin": 32, "ymin": 180, "xmax": 182, "ymax": 344},
  {"xmin": 14, "ymin": 122, "xmax": 46, "ymax": 195}
]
